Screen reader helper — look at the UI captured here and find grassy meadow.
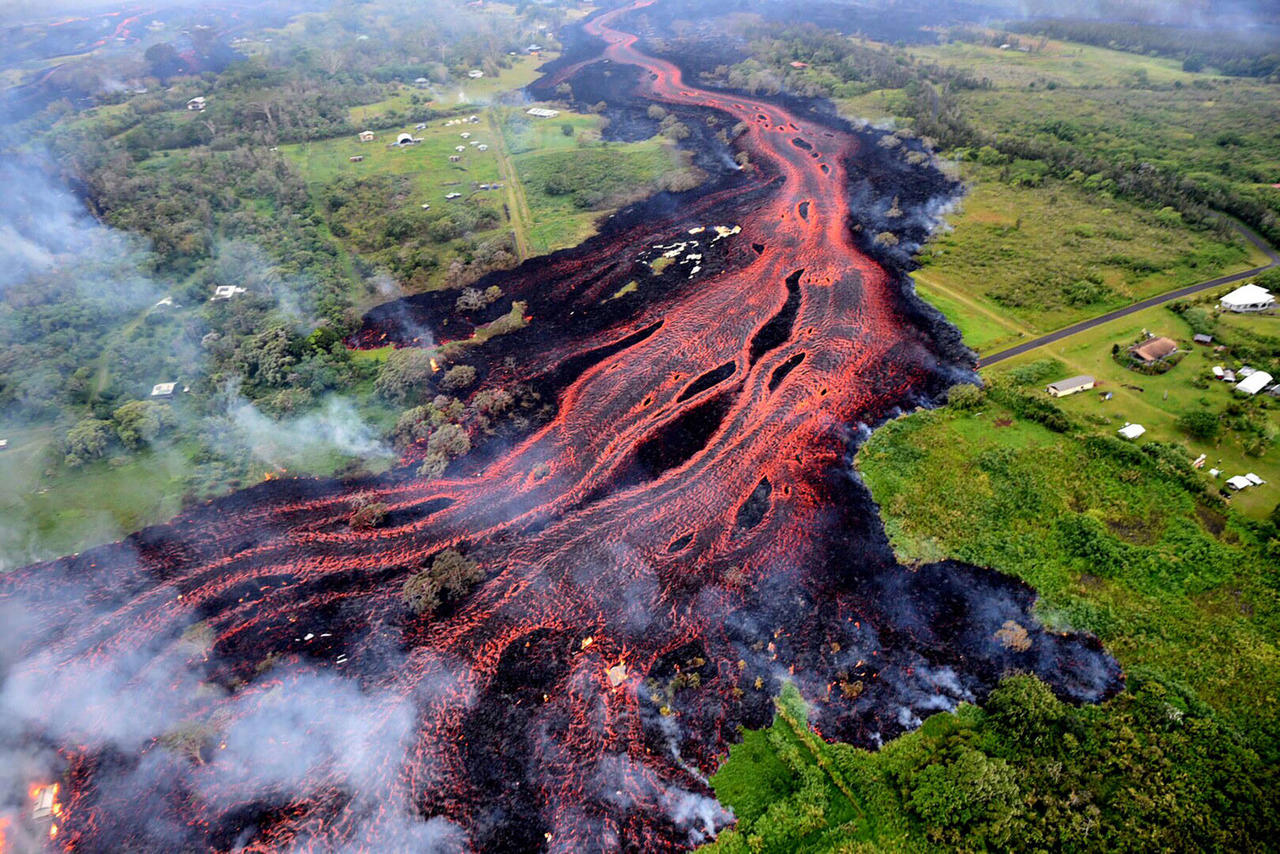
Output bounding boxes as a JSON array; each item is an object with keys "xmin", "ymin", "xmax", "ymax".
[{"xmin": 912, "ymin": 163, "xmax": 1257, "ymax": 353}]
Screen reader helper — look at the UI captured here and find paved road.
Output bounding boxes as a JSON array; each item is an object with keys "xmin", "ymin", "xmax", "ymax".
[{"xmin": 977, "ymin": 220, "xmax": 1280, "ymax": 368}]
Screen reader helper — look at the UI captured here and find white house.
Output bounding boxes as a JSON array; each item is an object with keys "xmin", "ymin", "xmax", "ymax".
[
  {"xmin": 1227, "ymin": 475, "xmax": 1253, "ymax": 491},
  {"xmin": 186, "ymin": 96, "xmax": 207, "ymax": 111},
  {"xmin": 211, "ymin": 285, "xmax": 246, "ymax": 301},
  {"xmin": 527, "ymin": 107, "xmax": 560, "ymax": 118},
  {"xmin": 150, "ymin": 382, "xmax": 177, "ymax": 399},
  {"xmin": 467, "ymin": 69, "xmax": 484, "ymax": 79},
  {"xmin": 1220, "ymin": 283, "xmax": 1274, "ymax": 313},
  {"xmin": 1118, "ymin": 423, "xmax": 1146, "ymax": 440},
  {"xmin": 1046, "ymin": 375, "xmax": 1094, "ymax": 397},
  {"xmin": 1235, "ymin": 370, "xmax": 1273, "ymax": 396},
  {"xmin": 358, "ymin": 130, "xmax": 375, "ymax": 142}
]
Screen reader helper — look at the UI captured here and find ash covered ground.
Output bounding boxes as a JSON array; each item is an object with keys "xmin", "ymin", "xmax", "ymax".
[{"xmin": 0, "ymin": 1, "xmax": 1121, "ymax": 851}]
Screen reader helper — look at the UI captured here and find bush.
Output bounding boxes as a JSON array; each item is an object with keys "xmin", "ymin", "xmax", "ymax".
[
  {"xmin": 348, "ymin": 500, "xmax": 388, "ymax": 530},
  {"xmin": 440, "ymin": 364, "xmax": 477, "ymax": 392},
  {"xmin": 374, "ymin": 348, "xmax": 436, "ymax": 404}
]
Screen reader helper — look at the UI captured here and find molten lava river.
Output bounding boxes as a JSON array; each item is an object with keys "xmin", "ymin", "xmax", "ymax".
[{"xmin": 0, "ymin": 2, "xmax": 1121, "ymax": 851}]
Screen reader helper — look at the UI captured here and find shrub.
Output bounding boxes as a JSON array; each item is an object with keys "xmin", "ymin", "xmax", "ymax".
[
  {"xmin": 1177, "ymin": 409, "xmax": 1221, "ymax": 441},
  {"xmin": 403, "ymin": 548, "xmax": 482, "ymax": 615}
]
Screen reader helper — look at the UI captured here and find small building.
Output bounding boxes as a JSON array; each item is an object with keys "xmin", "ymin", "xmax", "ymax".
[
  {"xmin": 0, "ymin": 439, "xmax": 8, "ymax": 451},
  {"xmin": 477, "ymin": 144, "xmax": 489, "ymax": 151},
  {"xmin": 211, "ymin": 285, "xmax": 246, "ymax": 301},
  {"xmin": 1046, "ymin": 375, "xmax": 1094, "ymax": 397},
  {"xmin": 150, "ymin": 382, "xmax": 177, "ymax": 399},
  {"xmin": 789, "ymin": 61, "xmax": 809, "ymax": 69},
  {"xmin": 526, "ymin": 107, "xmax": 560, "ymax": 119},
  {"xmin": 414, "ymin": 77, "xmax": 430, "ymax": 88},
  {"xmin": 1219, "ymin": 283, "xmax": 1274, "ymax": 313},
  {"xmin": 32, "ymin": 784, "xmax": 57, "ymax": 822},
  {"xmin": 416, "ymin": 122, "xmax": 428, "ymax": 130},
  {"xmin": 1118, "ymin": 423, "xmax": 1146, "ymax": 440},
  {"xmin": 420, "ymin": 203, "xmax": 431, "ymax": 210},
  {"xmin": 1223, "ymin": 369, "xmax": 1237, "ymax": 383},
  {"xmin": 186, "ymin": 96, "xmax": 207, "ymax": 111},
  {"xmin": 445, "ymin": 192, "xmax": 462, "ymax": 200},
  {"xmin": 1235, "ymin": 370, "xmax": 1274, "ymax": 396},
  {"xmin": 468, "ymin": 115, "xmax": 479, "ymax": 123},
  {"xmin": 1193, "ymin": 333, "xmax": 1213, "ymax": 345},
  {"xmin": 1227, "ymin": 475, "xmax": 1253, "ymax": 491},
  {"xmin": 1212, "ymin": 366, "xmax": 1224, "ymax": 378},
  {"xmin": 455, "ymin": 145, "xmax": 466, "ymax": 152},
  {"xmin": 395, "ymin": 132, "xmax": 417, "ymax": 146},
  {"xmin": 1132, "ymin": 336, "xmax": 1178, "ymax": 363},
  {"xmin": 467, "ymin": 69, "xmax": 484, "ymax": 79},
  {"xmin": 449, "ymin": 155, "xmax": 461, "ymax": 162},
  {"xmin": 460, "ymin": 132, "xmax": 472, "ymax": 139},
  {"xmin": 349, "ymin": 155, "xmax": 364, "ymax": 162},
  {"xmin": 526, "ymin": 44, "xmax": 544, "ymax": 53},
  {"xmin": 358, "ymin": 130, "xmax": 375, "ymax": 142}
]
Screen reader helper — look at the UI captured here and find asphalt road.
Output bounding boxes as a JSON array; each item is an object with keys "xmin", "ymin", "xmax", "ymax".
[{"xmin": 977, "ymin": 221, "xmax": 1280, "ymax": 369}]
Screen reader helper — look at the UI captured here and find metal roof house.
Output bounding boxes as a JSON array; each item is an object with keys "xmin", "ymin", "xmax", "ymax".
[
  {"xmin": 1236, "ymin": 370, "xmax": 1274, "ymax": 396},
  {"xmin": 358, "ymin": 130, "xmax": 375, "ymax": 142},
  {"xmin": 150, "ymin": 382, "xmax": 177, "ymax": 399},
  {"xmin": 1220, "ymin": 283, "xmax": 1274, "ymax": 313},
  {"xmin": 1046, "ymin": 375, "xmax": 1094, "ymax": 397}
]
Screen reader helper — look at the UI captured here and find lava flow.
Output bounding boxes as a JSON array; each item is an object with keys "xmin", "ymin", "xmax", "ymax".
[{"xmin": 0, "ymin": 2, "xmax": 1121, "ymax": 851}]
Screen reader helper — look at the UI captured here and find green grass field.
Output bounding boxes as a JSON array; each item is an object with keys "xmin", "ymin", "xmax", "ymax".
[
  {"xmin": 911, "ymin": 163, "xmax": 1256, "ymax": 350},
  {"xmin": 856, "ymin": 395, "xmax": 1280, "ymax": 747}
]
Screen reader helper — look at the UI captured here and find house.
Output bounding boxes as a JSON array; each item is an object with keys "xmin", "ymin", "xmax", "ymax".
[
  {"xmin": 1045, "ymin": 375, "xmax": 1094, "ymax": 397},
  {"xmin": 150, "ymin": 382, "xmax": 177, "ymax": 399},
  {"xmin": 420, "ymin": 203, "xmax": 431, "ymax": 209},
  {"xmin": 526, "ymin": 107, "xmax": 560, "ymax": 118},
  {"xmin": 445, "ymin": 192, "xmax": 462, "ymax": 199},
  {"xmin": 467, "ymin": 69, "xmax": 484, "ymax": 79},
  {"xmin": 1235, "ymin": 370, "xmax": 1273, "ymax": 396},
  {"xmin": 1118, "ymin": 423, "xmax": 1146, "ymax": 440},
  {"xmin": 416, "ymin": 122, "xmax": 428, "ymax": 130},
  {"xmin": 1219, "ymin": 283, "xmax": 1274, "ymax": 313},
  {"xmin": 1223, "ymin": 369, "xmax": 1237, "ymax": 383},
  {"xmin": 526, "ymin": 44, "xmax": 544, "ymax": 53},
  {"xmin": 395, "ymin": 132, "xmax": 417, "ymax": 146},
  {"xmin": 477, "ymin": 143, "xmax": 489, "ymax": 151},
  {"xmin": 32, "ymin": 784, "xmax": 57, "ymax": 822},
  {"xmin": 358, "ymin": 130, "xmax": 375, "ymax": 142},
  {"xmin": 460, "ymin": 132, "xmax": 472, "ymax": 139},
  {"xmin": 211, "ymin": 285, "xmax": 246, "ymax": 301},
  {"xmin": 414, "ymin": 77, "xmax": 430, "ymax": 88},
  {"xmin": 468, "ymin": 115, "xmax": 479, "ymax": 123},
  {"xmin": 1193, "ymin": 333, "xmax": 1213, "ymax": 345},
  {"xmin": 186, "ymin": 96, "xmax": 207, "ymax": 111},
  {"xmin": 789, "ymin": 61, "xmax": 809, "ymax": 69},
  {"xmin": 1227, "ymin": 475, "xmax": 1253, "ymax": 491},
  {"xmin": 1131, "ymin": 336, "xmax": 1178, "ymax": 363},
  {"xmin": 449, "ymin": 155, "xmax": 461, "ymax": 162},
  {"xmin": 1212, "ymin": 366, "xmax": 1224, "ymax": 378},
  {"xmin": 0, "ymin": 439, "xmax": 8, "ymax": 451},
  {"xmin": 349, "ymin": 155, "xmax": 364, "ymax": 162}
]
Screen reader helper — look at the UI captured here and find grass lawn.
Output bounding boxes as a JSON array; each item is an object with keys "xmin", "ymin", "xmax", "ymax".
[
  {"xmin": 985, "ymin": 302, "xmax": 1280, "ymax": 518},
  {"xmin": 0, "ymin": 426, "xmax": 190, "ymax": 570},
  {"xmin": 910, "ymin": 162, "xmax": 1256, "ymax": 350},
  {"xmin": 908, "ymin": 36, "xmax": 1208, "ymax": 90},
  {"xmin": 348, "ymin": 54, "xmax": 555, "ymax": 126}
]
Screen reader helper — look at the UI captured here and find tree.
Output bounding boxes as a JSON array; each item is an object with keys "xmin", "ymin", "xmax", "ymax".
[
  {"xmin": 374, "ymin": 348, "xmax": 436, "ymax": 403},
  {"xmin": 440, "ymin": 364, "xmax": 477, "ymax": 392},
  {"xmin": 113, "ymin": 400, "xmax": 175, "ymax": 449},
  {"xmin": 1177, "ymin": 409, "xmax": 1220, "ymax": 441},
  {"xmin": 349, "ymin": 500, "xmax": 388, "ymax": 530},
  {"xmin": 64, "ymin": 418, "xmax": 112, "ymax": 467},
  {"xmin": 403, "ymin": 548, "xmax": 481, "ymax": 615}
]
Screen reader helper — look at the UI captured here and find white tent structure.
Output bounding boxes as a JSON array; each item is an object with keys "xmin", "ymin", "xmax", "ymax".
[
  {"xmin": 1118, "ymin": 423, "xmax": 1146, "ymax": 440},
  {"xmin": 1235, "ymin": 371, "xmax": 1273, "ymax": 396},
  {"xmin": 1219, "ymin": 283, "xmax": 1274, "ymax": 313}
]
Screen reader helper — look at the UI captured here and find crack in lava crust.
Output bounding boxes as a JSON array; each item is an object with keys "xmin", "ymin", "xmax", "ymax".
[{"xmin": 0, "ymin": 2, "xmax": 1121, "ymax": 852}]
